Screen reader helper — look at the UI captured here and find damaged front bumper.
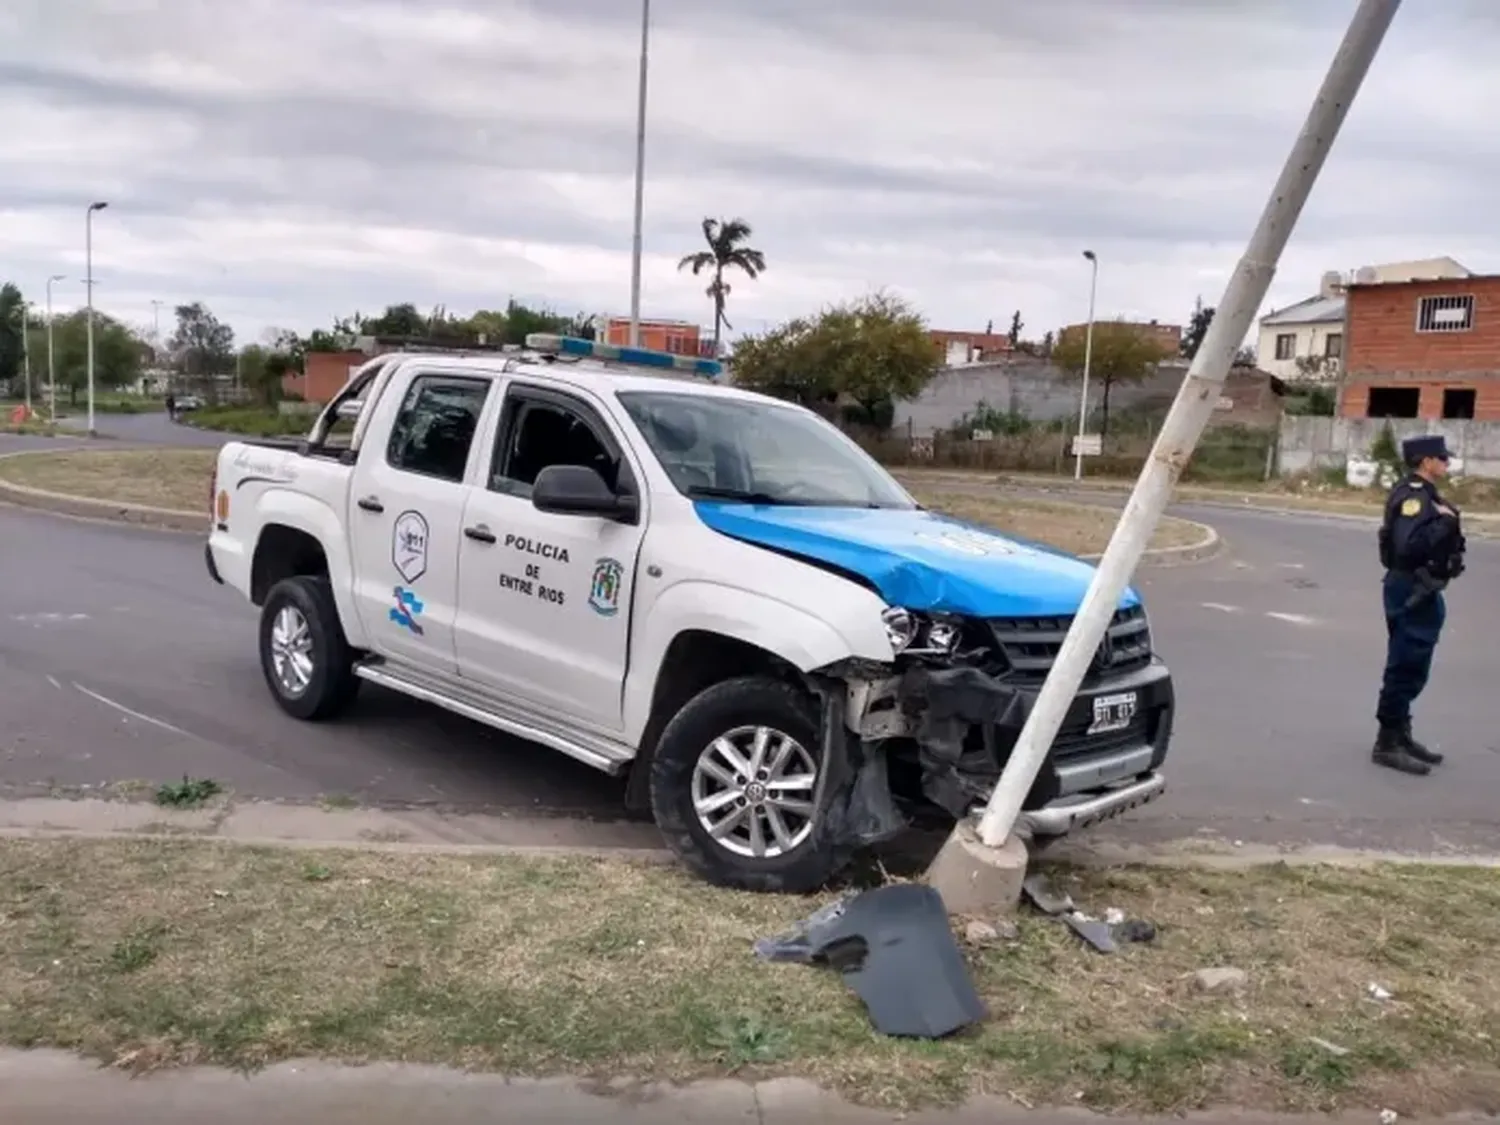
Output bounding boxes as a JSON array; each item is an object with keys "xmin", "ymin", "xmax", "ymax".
[{"xmin": 822, "ymin": 655, "xmax": 1174, "ymax": 848}]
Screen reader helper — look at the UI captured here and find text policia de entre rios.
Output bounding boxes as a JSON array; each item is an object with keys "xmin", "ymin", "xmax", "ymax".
[{"xmin": 495, "ymin": 532, "xmax": 624, "ymax": 617}]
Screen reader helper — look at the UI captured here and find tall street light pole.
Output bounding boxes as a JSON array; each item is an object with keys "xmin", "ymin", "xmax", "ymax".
[
  {"xmin": 1073, "ymin": 249, "xmax": 1099, "ymax": 481},
  {"xmin": 19, "ymin": 298, "xmax": 31, "ymax": 416},
  {"xmin": 85, "ymin": 200, "xmax": 109, "ymax": 438},
  {"xmin": 46, "ymin": 274, "xmax": 64, "ymax": 423},
  {"xmin": 150, "ymin": 299, "xmax": 165, "ymax": 363},
  {"xmin": 627, "ymin": 0, "xmax": 651, "ymax": 348}
]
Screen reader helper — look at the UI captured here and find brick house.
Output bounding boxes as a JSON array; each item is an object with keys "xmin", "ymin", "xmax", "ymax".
[
  {"xmin": 929, "ymin": 329, "xmax": 1014, "ymax": 366},
  {"xmin": 1339, "ymin": 273, "xmax": 1500, "ymax": 421},
  {"xmin": 601, "ymin": 317, "xmax": 710, "ymax": 357}
]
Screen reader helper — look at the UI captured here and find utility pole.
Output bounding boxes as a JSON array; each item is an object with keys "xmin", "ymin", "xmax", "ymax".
[
  {"xmin": 1073, "ymin": 250, "xmax": 1098, "ymax": 480},
  {"xmin": 627, "ymin": 0, "xmax": 651, "ymax": 347},
  {"xmin": 46, "ymin": 274, "xmax": 64, "ymax": 422},
  {"xmin": 19, "ymin": 298, "xmax": 30, "ymax": 416},
  {"xmin": 969, "ymin": 0, "xmax": 1404, "ymax": 851},
  {"xmin": 85, "ymin": 200, "xmax": 109, "ymax": 438}
]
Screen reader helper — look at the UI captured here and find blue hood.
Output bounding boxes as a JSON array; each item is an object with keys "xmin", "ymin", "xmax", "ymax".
[{"xmin": 693, "ymin": 502, "xmax": 1140, "ymax": 618}]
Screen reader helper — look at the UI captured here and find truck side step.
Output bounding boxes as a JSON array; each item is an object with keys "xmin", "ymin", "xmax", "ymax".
[{"xmin": 353, "ymin": 662, "xmax": 635, "ymax": 776}]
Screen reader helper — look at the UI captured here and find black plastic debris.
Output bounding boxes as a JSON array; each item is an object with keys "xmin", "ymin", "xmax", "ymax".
[
  {"xmin": 1063, "ymin": 912, "xmax": 1117, "ymax": 954},
  {"xmin": 755, "ymin": 884, "xmax": 986, "ymax": 1039},
  {"xmin": 1116, "ymin": 919, "xmax": 1157, "ymax": 944},
  {"xmin": 1020, "ymin": 874, "xmax": 1075, "ymax": 916}
]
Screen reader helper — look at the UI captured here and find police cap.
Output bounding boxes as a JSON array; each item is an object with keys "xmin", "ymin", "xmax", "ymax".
[{"xmin": 1401, "ymin": 434, "xmax": 1451, "ymax": 465}]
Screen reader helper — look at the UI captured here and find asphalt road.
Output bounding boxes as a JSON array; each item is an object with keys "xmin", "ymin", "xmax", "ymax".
[{"xmin": 4, "ymin": 423, "xmax": 1499, "ymax": 853}]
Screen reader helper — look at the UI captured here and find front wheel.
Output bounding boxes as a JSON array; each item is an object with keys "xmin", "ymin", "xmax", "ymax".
[
  {"xmin": 258, "ymin": 575, "xmax": 360, "ymax": 721},
  {"xmin": 649, "ymin": 675, "xmax": 844, "ymax": 893}
]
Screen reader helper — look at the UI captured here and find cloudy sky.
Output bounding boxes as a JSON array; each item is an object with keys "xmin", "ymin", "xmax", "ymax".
[{"xmin": 2, "ymin": 0, "xmax": 1496, "ymax": 350}]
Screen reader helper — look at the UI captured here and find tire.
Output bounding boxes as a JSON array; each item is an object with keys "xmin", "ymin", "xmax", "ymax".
[
  {"xmin": 649, "ymin": 675, "xmax": 845, "ymax": 894},
  {"xmin": 258, "ymin": 575, "xmax": 361, "ymax": 721}
]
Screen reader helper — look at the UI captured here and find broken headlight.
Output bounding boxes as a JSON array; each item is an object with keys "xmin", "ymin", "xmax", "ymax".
[{"xmin": 881, "ymin": 607, "xmax": 961, "ymax": 657}]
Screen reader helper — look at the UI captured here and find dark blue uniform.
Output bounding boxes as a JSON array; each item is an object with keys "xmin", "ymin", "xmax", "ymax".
[{"xmin": 1374, "ymin": 436, "xmax": 1465, "ymax": 774}]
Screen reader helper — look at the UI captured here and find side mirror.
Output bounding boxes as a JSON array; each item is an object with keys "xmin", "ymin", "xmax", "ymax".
[{"xmin": 532, "ymin": 464, "xmax": 637, "ymax": 522}]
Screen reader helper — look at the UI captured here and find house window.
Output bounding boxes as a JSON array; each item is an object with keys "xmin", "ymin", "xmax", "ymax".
[
  {"xmin": 1366, "ymin": 386, "xmax": 1419, "ymax": 418},
  {"xmin": 1274, "ymin": 333, "xmax": 1296, "ymax": 360},
  {"xmin": 1324, "ymin": 333, "xmax": 1343, "ymax": 359},
  {"xmin": 1415, "ymin": 294, "xmax": 1475, "ymax": 333},
  {"xmin": 1442, "ymin": 388, "xmax": 1476, "ymax": 420}
]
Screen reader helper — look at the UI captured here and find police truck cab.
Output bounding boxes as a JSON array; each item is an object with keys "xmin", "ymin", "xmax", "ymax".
[{"xmin": 204, "ymin": 335, "xmax": 1175, "ymax": 892}]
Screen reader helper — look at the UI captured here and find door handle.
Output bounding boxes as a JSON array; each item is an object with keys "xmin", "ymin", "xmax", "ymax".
[
  {"xmin": 357, "ymin": 496, "xmax": 384, "ymax": 513},
  {"xmin": 464, "ymin": 525, "xmax": 497, "ymax": 544}
]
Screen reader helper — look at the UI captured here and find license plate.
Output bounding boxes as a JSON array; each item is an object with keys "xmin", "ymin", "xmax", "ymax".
[{"xmin": 1087, "ymin": 691, "xmax": 1138, "ymax": 735}]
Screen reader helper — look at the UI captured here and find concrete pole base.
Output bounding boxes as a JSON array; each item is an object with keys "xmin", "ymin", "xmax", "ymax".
[{"xmin": 924, "ymin": 819, "xmax": 1030, "ymax": 916}]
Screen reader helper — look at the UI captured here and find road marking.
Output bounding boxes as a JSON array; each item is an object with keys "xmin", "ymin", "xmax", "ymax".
[
  {"xmin": 1265, "ymin": 611, "xmax": 1317, "ymax": 626},
  {"xmin": 72, "ymin": 683, "xmax": 190, "ymax": 736},
  {"xmin": 45, "ymin": 675, "xmax": 62, "ymax": 690},
  {"xmin": 11, "ymin": 612, "xmax": 90, "ymax": 624},
  {"xmin": 1201, "ymin": 602, "xmax": 1242, "ymax": 613}
]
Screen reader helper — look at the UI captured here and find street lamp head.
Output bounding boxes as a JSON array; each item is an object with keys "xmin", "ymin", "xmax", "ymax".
[
  {"xmin": 1082, "ymin": 249, "xmax": 1096, "ymax": 262},
  {"xmin": 49, "ymin": 273, "xmax": 66, "ymax": 283},
  {"xmin": 89, "ymin": 201, "xmax": 109, "ymax": 212}
]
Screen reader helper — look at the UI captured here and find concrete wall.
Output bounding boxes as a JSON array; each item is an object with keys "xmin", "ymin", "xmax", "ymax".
[
  {"xmin": 893, "ymin": 358, "xmax": 1185, "ymax": 436},
  {"xmin": 1278, "ymin": 416, "xmax": 1500, "ymax": 478}
]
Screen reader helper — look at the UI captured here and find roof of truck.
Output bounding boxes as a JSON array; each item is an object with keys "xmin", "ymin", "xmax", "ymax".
[{"xmin": 374, "ymin": 342, "xmax": 788, "ymax": 409}]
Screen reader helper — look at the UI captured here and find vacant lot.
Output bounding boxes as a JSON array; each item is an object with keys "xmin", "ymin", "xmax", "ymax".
[
  {"xmin": 0, "ymin": 449, "xmax": 1207, "ymax": 556},
  {"xmin": 1, "ymin": 839, "xmax": 1496, "ymax": 1115}
]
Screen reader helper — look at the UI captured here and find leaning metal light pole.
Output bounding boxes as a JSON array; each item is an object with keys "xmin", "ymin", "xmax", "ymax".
[
  {"xmin": 971, "ymin": 0, "xmax": 1404, "ymax": 850},
  {"xmin": 85, "ymin": 200, "xmax": 108, "ymax": 437},
  {"xmin": 1073, "ymin": 249, "xmax": 1099, "ymax": 480},
  {"xmin": 46, "ymin": 274, "xmax": 64, "ymax": 422},
  {"xmin": 627, "ymin": 0, "xmax": 651, "ymax": 348}
]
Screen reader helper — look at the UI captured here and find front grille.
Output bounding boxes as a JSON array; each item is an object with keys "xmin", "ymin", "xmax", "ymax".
[
  {"xmin": 1052, "ymin": 708, "xmax": 1152, "ymax": 760},
  {"xmin": 986, "ymin": 605, "xmax": 1151, "ymax": 683}
]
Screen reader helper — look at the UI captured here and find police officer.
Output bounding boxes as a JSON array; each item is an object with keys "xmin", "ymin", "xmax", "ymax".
[{"xmin": 1373, "ymin": 435, "xmax": 1466, "ymax": 776}]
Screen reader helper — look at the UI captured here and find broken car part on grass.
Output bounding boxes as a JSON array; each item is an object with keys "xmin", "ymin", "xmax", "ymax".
[{"xmin": 754, "ymin": 883, "xmax": 986, "ymax": 1040}]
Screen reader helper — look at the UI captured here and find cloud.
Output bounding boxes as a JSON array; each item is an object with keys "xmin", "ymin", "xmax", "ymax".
[{"xmin": 1, "ymin": 0, "xmax": 1496, "ymax": 348}]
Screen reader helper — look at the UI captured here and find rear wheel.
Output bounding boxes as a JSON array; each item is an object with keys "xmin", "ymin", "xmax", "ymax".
[
  {"xmin": 649, "ymin": 675, "xmax": 844, "ymax": 893},
  {"xmin": 258, "ymin": 575, "xmax": 360, "ymax": 721}
]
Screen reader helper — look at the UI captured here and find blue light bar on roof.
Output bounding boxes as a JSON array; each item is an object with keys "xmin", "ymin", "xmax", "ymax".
[{"xmin": 525, "ymin": 333, "xmax": 723, "ymax": 378}]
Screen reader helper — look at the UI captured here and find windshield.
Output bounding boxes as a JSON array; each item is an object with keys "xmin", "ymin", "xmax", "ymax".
[{"xmin": 618, "ymin": 391, "xmax": 916, "ymax": 509}]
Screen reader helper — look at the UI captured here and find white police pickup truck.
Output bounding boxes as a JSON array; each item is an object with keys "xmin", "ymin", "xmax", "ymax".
[{"xmin": 205, "ymin": 335, "xmax": 1173, "ymax": 892}]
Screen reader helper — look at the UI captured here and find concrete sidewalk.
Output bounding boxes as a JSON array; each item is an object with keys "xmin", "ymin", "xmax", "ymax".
[{"xmin": 1, "ymin": 1051, "xmax": 1453, "ymax": 1125}]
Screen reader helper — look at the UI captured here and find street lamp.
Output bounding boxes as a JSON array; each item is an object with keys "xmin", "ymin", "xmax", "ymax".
[
  {"xmin": 46, "ymin": 274, "xmax": 64, "ymax": 423},
  {"xmin": 18, "ymin": 298, "xmax": 30, "ymax": 416},
  {"xmin": 627, "ymin": 0, "xmax": 650, "ymax": 348},
  {"xmin": 85, "ymin": 200, "xmax": 108, "ymax": 438},
  {"xmin": 1073, "ymin": 249, "xmax": 1099, "ymax": 481}
]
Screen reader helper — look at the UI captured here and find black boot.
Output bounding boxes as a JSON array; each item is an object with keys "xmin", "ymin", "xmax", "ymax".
[
  {"xmin": 1372, "ymin": 725, "xmax": 1430, "ymax": 776},
  {"xmin": 1400, "ymin": 723, "xmax": 1444, "ymax": 766}
]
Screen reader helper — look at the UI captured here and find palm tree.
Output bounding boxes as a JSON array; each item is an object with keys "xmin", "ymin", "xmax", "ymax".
[{"xmin": 677, "ymin": 217, "xmax": 766, "ymax": 355}]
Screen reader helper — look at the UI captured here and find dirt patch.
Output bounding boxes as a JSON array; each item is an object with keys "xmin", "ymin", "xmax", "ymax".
[
  {"xmin": 900, "ymin": 481, "xmax": 1206, "ymax": 556},
  {"xmin": 0, "ymin": 448, "xmax": 216, "ymax": 511},
  {"xmin": 1, "ymin": 839, "xmax": 1495, "ymax": 1115}
]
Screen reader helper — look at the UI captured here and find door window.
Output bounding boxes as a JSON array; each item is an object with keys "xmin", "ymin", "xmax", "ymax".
[
  {"xmin": 490, "ymin": 391, "xmax": 627, "ymax": 496},
  {"xmin": 386, "ymin": 375, "xmax": 491, "ymax": 483}
]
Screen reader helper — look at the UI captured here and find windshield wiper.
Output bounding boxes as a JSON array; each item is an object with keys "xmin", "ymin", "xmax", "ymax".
[{"xmin": 685, "ymin": 486, "xmax": 796, "ymax": 505}]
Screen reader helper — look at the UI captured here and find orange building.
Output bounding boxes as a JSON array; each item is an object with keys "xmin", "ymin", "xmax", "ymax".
[
  {"xmin": 1339, "ymin": 274, "xmax": 1500, "ymax": 421},
  {"xmin": 601, "ymin": 317, "xmax": 710, "ymax": 357}
]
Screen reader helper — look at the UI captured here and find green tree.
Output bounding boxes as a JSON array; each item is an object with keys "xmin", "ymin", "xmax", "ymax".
[
  {"xmin": 30, "ymin": 310, "xmax": 143, "ymax": 405},
  {"xmin": 0, "ymin": 283, "xmax": 24, "ymax": 387},
  {"xmin": 1007, "ymin": 309, "xmax": 1024, "ymax": 347},
  {"xmin": 170, "ymin": 302, "xmax": 235, "ymax": 376},
  {"xmin": 730, "ymin": 291, "xmax": 936, "ymax": 430},
  {"xmin": 362, "ymin": 303, "xmax": 427, "ymax": 337},
  {"xmin": 498, "ymin": 299, "xmax": 573, "ymax": 346},
  {"xmin": 1052, "ymin": 319, "xmax": 1171, "ymax": 437},
  {"xmin": 1181, "ymin": 296, "xmax": 1214, "ymax": 360},
  {"xmin": 677, "ymin": 217, "xmax": 767, "ymax": 355},
  {"xmin": 237, "ymin": 344, "xmax": 294, "ymax": 406}
]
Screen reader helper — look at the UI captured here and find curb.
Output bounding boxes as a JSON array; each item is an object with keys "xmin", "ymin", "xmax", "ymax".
[
  {"xmin": 1081, "ymin": 517, "xmax": 1220, "ymax": 566},
  {"xmin": 0, "ymin": 448, "xmax": 204, "ymax": 532}
]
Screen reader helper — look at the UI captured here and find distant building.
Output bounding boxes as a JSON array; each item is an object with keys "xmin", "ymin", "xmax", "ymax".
[
  {"xmin": 928, "ymin": 329, "xmax": 1014, "ymax": 366},
  {"xmin": 1258, "ymin": 257, "xmax": 1472, "ymax": 383},
  {"xmin": 601, "ymin": 316, "xmax": 712, "ymax": 358},
  {"xmin": 1339, "ymin": 269, "xmax": 1500, "ymax": 421}
]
